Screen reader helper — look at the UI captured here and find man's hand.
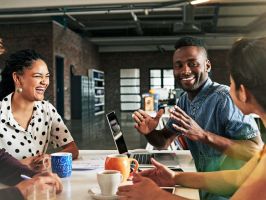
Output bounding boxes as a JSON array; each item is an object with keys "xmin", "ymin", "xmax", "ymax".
[
  {"xmin": 16, "ymin": 172, "xmax": 63, "ymax": 199},
  {"xmin": 170, "ymin": 105, "xmax": 207, "ymax": 142},
  {"xmin": 139, "ymin": 158, "xmax": 177, "ymax": 186},
  {"xmin": 132, "ymin": 109, "xmax": 164, "ymax": 135},
  {"xmin": 117, "ymin": 173, "xmax": 173, "ymax": 200}
]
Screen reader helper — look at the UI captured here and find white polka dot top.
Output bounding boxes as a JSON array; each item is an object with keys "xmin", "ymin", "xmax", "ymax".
[{"xmin": 0, "ymin": 93, "xmax": 74, "ymax": 159}]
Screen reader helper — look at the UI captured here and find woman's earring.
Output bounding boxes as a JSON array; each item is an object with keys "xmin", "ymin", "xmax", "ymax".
[{"xmin": 16, "ymin": 87, "xmax": 23, "ymax": 93}]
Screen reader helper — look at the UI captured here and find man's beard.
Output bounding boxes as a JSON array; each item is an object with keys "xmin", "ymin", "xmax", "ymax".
[{"xmin": 175, "ymin": 76, "xmax": 199, "ymax": 92}]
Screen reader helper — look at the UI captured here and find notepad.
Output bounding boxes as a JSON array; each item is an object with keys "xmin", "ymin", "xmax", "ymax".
[{"xmin": 72, "ymin": 160, "xmax": 104, "ymax": 170}]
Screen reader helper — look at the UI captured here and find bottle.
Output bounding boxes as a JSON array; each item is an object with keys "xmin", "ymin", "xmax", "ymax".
[
  {"xmin": 153, "ymin": 93, "xmax": 159, "ymax": 111},
  {"xmin": 168, "ymin": 89, "xmax": 174, "ymax": 99},
  {"xmin": 149, "ymin": 89, "xmax": 159, "ymax": 111},
  {"xmin": 143, "ymin": 93, "xmax": 154, "ymax": 111}
]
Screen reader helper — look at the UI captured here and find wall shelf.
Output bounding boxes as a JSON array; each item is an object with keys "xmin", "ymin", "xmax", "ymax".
[{"xmin": 90, "ymin": 69, "xmax": 105, "ymax": 116}]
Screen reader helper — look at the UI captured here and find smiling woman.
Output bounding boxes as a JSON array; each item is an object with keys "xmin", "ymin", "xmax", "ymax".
[{"xmin": 0, "ymin": 49, "xmax": 79, "ymax": 171}]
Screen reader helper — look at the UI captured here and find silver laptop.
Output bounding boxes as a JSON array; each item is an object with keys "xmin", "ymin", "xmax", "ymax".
[{"xmin": 106, "ymin": 111, "xmax": 181, "ymax": 169}]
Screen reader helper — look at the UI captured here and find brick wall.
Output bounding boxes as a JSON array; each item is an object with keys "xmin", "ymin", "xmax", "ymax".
[
  {"xmin": 0, "ymin": 21, "xmax": 101, "ymax": 120},
  {"xmin": 0, "ymin": 22, "xmax": 54, "ymax": 101},
  {"xmin": 208, "ymin": 50, "xmax": 230, "ymax": 85},
  {"xmin": 52, "ymin": 22, "xmax": 100, "ymax": 119},
  {"xmin": 0, "ymin": 22, "xmax": 229, "ymax": 118},
  {"xmin": 101, "ymin": 49, "xmax": 229, "ymax": 113}
]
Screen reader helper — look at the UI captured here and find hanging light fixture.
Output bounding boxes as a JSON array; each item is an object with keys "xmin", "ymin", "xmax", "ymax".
[{"xmin": 190, "ymin": 0, "xmax": 209, "ymax": 5}]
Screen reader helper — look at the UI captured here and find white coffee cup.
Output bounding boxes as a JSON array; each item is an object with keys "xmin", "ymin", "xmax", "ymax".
[{"xmin": 97, "ymin": 170, "xmax": 123, "ymax": 196}]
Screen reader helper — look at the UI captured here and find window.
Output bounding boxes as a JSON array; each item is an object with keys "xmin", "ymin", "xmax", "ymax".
[
  {"xmin": 150, "ymin": 69, "xmax": 175, "ymax": 89},
  {"xmin": 120, "ymin": 69, "xmax": 141, "ymax": 111}
]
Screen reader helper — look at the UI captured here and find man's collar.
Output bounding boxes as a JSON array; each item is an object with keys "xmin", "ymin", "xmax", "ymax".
[
  {"xmin": 200, "ymin": 78, "xmax": 213, "ymax": 94},
  {"xmin": 188, "ymin": 78, "xmax": 213, "ymax": 103}
]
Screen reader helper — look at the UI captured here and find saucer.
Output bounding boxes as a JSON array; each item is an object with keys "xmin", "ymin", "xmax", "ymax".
[{"xmin": 88, "ymin": 189, "xmax": 118, "ymax": 200}]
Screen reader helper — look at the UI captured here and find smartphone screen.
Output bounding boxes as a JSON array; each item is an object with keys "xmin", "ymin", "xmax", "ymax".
[{"xmin": 161, "ymin": 187, "xmax": 175, "ymax": 194}]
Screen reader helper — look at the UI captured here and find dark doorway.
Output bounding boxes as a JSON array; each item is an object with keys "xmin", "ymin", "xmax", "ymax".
[
  {"xmin": 56, "ymin": 56, "xmax": 64, "ymax": 118},
  {"xmin": 70, "ymin": 65, "xmax": 80, "ymax": 119}
]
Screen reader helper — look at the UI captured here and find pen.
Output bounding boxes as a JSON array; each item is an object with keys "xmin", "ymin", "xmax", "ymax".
[{"xmin": 20, "ymin": 174, "xmax": 32, "ymax": 180}]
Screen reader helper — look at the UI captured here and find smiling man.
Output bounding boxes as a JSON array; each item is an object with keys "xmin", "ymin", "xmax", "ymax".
[{"xmin": 132, "ymin": 36, "xmax": 263, "ymax": 200}]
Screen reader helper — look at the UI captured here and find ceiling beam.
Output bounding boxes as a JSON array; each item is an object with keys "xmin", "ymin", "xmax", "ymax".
[
  {"xmin": 0, "ymin": 0, "xmax": 184, "ymax": 10},
  {"xmin": 0, "ymin": 7, "xmax": 182, "ymax": 18},
  {"xmin": 90, "ymin": 34, "xmax": 242, "ymax": 48},
  {"xmin": 83, "ymin": 25, "xmax": 137, "ymax": 31},
  {"xmin": 98, "ymin": 43, "xmax": 235, "ymax": 52}
]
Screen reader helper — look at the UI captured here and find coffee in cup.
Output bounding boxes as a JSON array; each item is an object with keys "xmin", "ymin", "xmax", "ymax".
[{"xmin": 105, "ymin": 154, "xmax": 139, "ymax": 182}]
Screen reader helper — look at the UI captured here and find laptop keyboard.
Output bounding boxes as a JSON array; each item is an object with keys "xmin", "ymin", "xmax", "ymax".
[{"xmin": 133, "ymin": 153, "xmax": 155, "ymax": 164}]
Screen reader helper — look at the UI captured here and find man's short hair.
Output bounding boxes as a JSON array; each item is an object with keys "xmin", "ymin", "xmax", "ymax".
[
  {"xmin": 174, "ymin": 36, "xmax": 206, "ymax": 50},
  {"xmin": 174, "ymin": 36, "xmax": 208, "ymax": 57}
]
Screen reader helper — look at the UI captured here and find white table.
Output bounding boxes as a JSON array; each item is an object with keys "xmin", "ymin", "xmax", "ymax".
[
  {"xmin": 57, "ymin": 150, "xmax": 199, "ymax": 200},
  {"xmin": 0, "ymin": 150, "xmax": 199, "ymax": 200}
]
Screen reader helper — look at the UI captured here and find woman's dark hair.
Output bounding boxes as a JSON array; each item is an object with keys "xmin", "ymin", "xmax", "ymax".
[
  {"xmin": 0, "ymin": 49, "xmax": 43, "ymax": 100},
  {"xmin": 228, "ymin": 37, "xmax": 266, "ymax": 110}
]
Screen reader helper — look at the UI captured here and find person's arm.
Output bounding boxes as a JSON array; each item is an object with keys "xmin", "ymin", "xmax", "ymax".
[
  {"xmin": 145, "ymin": 128, "xmax": 177, "ymax": 149},
  {"xmin": 132, "ymin": 109, "xmax": 178, "ymax": 149},
  {"xmin": 213, "ymin": 93, "xmax": 263, "ymax": 160},
  {"xmin": 0, "ymin": 187, "xmax": 24, "ymax": 200},
  {"xmin": 0, "ymin": 149, "xmax": 36, "ymax": 186},
  {"xmin": 174, "ymin": 152, "xmax": 260, "ymax": 196},
  {"xmin": 171, "ymin": 102, "xmax": 263, "ymax": 161},
  {"xmin": 61, "ymin": 141, "xmax": 79, "ymax": 159},
  {"xmin": 117, "ymin": 173, "xmax": 190, "ymax": 200},
  {"xmin": 200, "ymin": 132, "xmax": 262, "ymax": 161},
  {"xmin": 48, "ymin": 103, "xmax": 79, "ymax": 159},
  {"xmin": 230, "ymin": 146, "xmax": 266, "ymax": 200},
  {"xmin": 15, "ymin": 172, "xmax": 63, "ymax": 199}
]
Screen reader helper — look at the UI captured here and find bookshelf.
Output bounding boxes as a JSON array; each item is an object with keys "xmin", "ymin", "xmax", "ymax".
[{"xmin": 90, "ymin": 69, "xmax": 105, "ymax": 115}]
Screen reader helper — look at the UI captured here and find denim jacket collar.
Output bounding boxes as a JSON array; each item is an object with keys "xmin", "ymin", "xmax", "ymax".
[{"xmin": 189, "ymin": 78, "xmax": 213, "ymax": 105}]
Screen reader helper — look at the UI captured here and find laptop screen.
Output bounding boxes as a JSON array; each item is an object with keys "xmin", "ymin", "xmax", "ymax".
[{"xmin": 106, "ymin": 111, "xmax": 128, "ymax": 154}]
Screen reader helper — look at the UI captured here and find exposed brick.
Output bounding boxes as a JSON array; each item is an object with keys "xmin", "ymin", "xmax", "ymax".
[{"xmin": 0, "ymin": 21, "xmax": 101, "ymax": 120}]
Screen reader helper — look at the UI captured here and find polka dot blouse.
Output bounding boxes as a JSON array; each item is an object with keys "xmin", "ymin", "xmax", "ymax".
[{"xmin": 0, "ymin": 93, "xmax": 74, "ymax": 160}]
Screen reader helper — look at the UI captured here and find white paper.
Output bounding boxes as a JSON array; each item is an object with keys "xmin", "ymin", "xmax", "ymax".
[{"xmin": 72, "ymin": 160, "xmax": 104, "ymax": 170}]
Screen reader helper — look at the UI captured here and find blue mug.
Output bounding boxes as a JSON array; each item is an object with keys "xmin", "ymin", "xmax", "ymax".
[{"xmin": 51, "ymin": 152, "xmax": 72, "ymax": 178}]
